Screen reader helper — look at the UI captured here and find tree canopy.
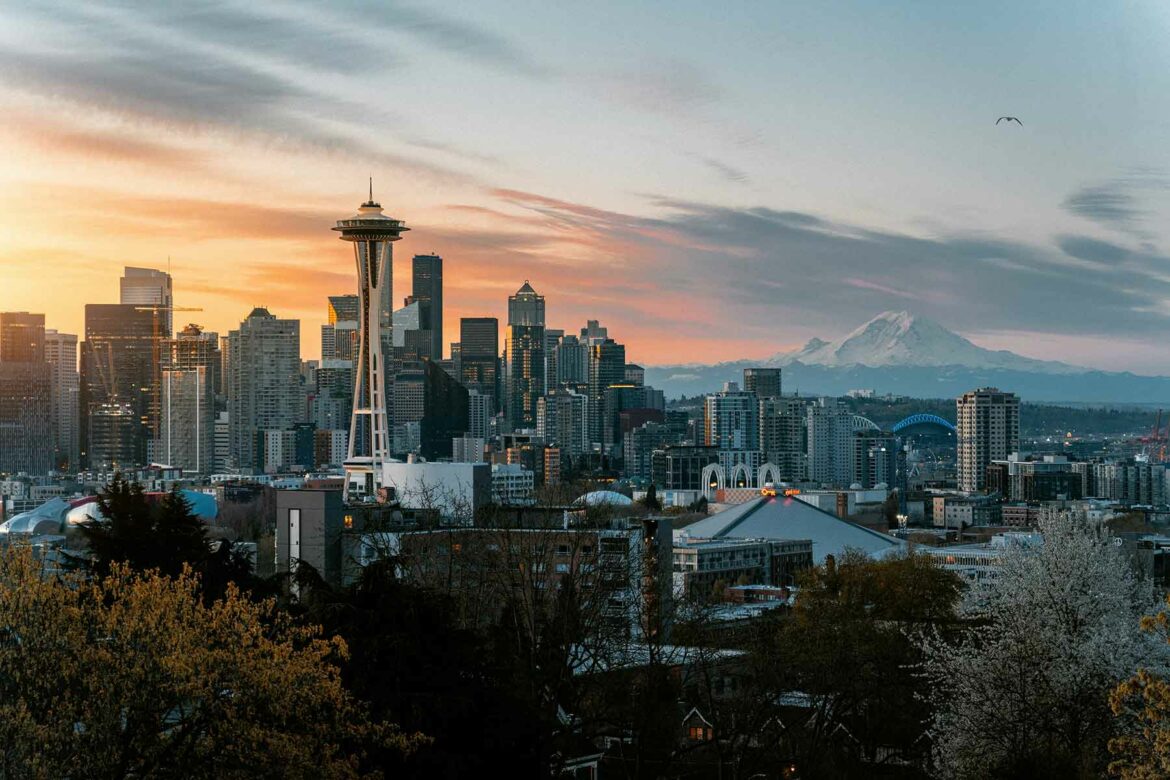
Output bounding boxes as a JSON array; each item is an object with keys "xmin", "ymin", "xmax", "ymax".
[{"xmin": 0, "ymin": 546, "xmax": 422, "ymax": 778}]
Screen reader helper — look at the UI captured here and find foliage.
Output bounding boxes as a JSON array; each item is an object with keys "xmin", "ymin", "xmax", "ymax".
[
  {"xmin": 921, "ymin": 510, "xmax": 1159, "ymax": 780},
  {"xmin": 675, "ymin": 551, "xmax": 961, "ymax": 779},
  {"xmin": 75, "ymin": 475, "xmax": 261, "ymax": 602},
  {"xmin": 0, "ymin": 546, "xmax": 422, "ymax": 779},
  {"xmin": 1108, "ymin": 595, "xmax": 1170, "ymax": 779},
  {"xmin": 291, "ymin": 558, "xmax": 555, "ymax": 778},
  {"xmin": 640, "ymin": 483, "xmax": 662, "ymax": 511}
]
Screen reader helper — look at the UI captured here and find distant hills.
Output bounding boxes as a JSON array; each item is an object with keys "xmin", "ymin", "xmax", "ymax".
[{"xmin": 644, "ymin": 311, "xmax": 1170, "ymax": 403}]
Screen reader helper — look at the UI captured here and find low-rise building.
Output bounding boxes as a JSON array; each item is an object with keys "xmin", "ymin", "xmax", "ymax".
[
  {"xmin": 491, "ymin": 463, "xmax": 535, "ymax": 505},
  {"xmin": 672, "ymin": 537, "xmax": 812, "ymax": 597}
]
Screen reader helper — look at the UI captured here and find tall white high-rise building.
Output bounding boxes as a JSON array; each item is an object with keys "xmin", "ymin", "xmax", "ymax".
[
  {"xmin": 44, "ymin": 329, "xmax": 79, "ymax": 470},
  {"xmin": 333, "ymin": 187, "xmax": 408, "ymax": 499},
  {"xmin": 806, "ymin": 397, "xmax": 855, "ymax": 487},
  {"xmin": 957, "ymin": 387, "xmax": 1020, "ymax": 493},
  {"xmin": 119, "ymin": 266, "xmax": 173, "ymax": 336},
  {"xmin": 226, "ymin": 308, "xmax": 301, "ymax": 472},
  {"xmin": 759, "ymin": 395, "xmax": 806, "ymax": 482},
  {"xmin": 161, "ymin": 367, "xmax": 214, "ymax": 473}
]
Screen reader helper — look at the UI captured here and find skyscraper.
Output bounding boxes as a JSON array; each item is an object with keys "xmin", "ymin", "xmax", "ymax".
[
  {"xmin": 225, "ymin": 308, "xmax": 301, "ymax": 472},
  {"xmin": 159, "ymin": 324, "xmax": 221, "ymax": 474},
  {"xmin": 543, "ymin": 328, "xmax": 563, "ymax": 391},
  {"xmin": 506, "ymin": 281, "xmax": 545, "ymax": 430},
  {"xmin": 44, "ymin": 329, "xmax": 80, "ymax": 470},
  {"xmin": 957, "ymin": 387, "xmax": 1020, "ymax": 493},
  {"xmin": 411, "ymin": 254, "xmax": 443, "ymax": 361},
  {"xmin": 0, "ymin": 312, "xmax": 45, "ymax": 362},
  {"xmin": 0, "ymin": 313, "xmax": 52, "ymax": 475},
  {"xmin": 119, "ymin": 267, "xmax": 173, "ymax": 337},
  {"xmin": 460, "ymin": 317, "xmax": 500, "ymax": 412},
  {"xmin": 80, "ymin": 304, "xmax": 155, "ymax": 470},
  {"xmin": 160, "ymin": 367, "xmax": 214, "ymax": 473},
  {"xmin": 333, "ymin": 189, "xmax": 408, "ymax": 499},
  {"xmin": 743, "ymin": 367, "xmax": 781, "ymax": 399},
  {"xmin": 556, "ymin": 334, "xmax": 588, "ymax": 385},
  {"xmin": 587, "ymin": 337, "xmax": 625, "ymax": 447}
]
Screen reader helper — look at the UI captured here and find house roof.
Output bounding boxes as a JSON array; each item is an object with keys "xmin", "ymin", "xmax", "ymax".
[{"xmin": 677, "ymin": 496, "xmax": 903, "ymax": 564}]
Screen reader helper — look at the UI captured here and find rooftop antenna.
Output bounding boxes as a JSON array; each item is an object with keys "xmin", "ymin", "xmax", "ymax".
[{"xmin": 369, "ymin": 177, "xmax": 373, "ymax": 203}]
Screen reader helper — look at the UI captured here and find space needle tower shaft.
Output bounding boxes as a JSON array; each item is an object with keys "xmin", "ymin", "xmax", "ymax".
[{"xmin": 332, "ymin": 181, "xmax": 409, "ymax": 501}]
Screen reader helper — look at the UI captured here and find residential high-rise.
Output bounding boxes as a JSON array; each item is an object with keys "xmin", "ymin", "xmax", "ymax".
[
  {"xmin": 704, "ymin": 381, "xmax": 759, "ymax": 451},
  {"xmin": 412, "ymin": 254, "xmax": 443, "ymax": 361},
  {"xmin": 119, "ymin": 267, "xmax": 173, "ymax": 336},
  {"xmin": 333, "ymin": 189, "xmax": 408, "ymax": 499},
  {"xmin": 537, "ymin": 388, "xmax": 588, "ymax": 457},
  {"xmin": 80, "ymin": 304, "xmax": 155, "ymax": 470},
  {"xmin": 743, "ymin": 367, "xmax": 781, "ymax": 399},
  {"xmin": 460, "ymin": 317, "xmax": 499, "ymax": 412},
  {"xmin": 506, "ymin": 281, "xmax": 545, "ymax": 430},
  {"xmin": 806, "ymin": 397, "xmax": 854, "ymax": 487},
  {"xmin": 225, "ymin": 308, "xmax": 301, "ymax": 472},
  {"xmin": 852, "ymin": 429, "xmax": 899, "ymax": 490},
  {"xmin": 587, "ymin": 337, "xmax": 625, "ymax": 446},
  {"xmin": 44, "ymin": 329, "xmax": 80, "ymax": 470},
  {"xmin": 0, "ymin": 313, "xmax": 52, "ymax": 475},
  {"xmin": 957, "ymin": 387, "xmax": 1020, "ymax": 493},
  {"xmin": 467, "ymin": 390, "xmax": 492, "ymax": 440},
  {"xmin": 759, "ymin": 396, "xmax": 806, "ymax": 482}
]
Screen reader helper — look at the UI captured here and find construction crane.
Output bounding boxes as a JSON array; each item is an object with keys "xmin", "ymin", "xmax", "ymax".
[{"xmin": 1138, "ymin": 409, "xmax": 1168, "ymax": 463}]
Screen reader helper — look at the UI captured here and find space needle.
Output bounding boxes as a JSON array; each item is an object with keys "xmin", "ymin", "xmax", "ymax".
[{"xmin": 333, "ymin": 181, "xmax": 409, "ymax": 501}]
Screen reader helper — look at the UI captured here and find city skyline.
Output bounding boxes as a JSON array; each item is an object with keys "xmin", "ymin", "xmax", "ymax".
[{"xmin": 2, "ymin": 2, "xmax": 1170, "ymax": 370}]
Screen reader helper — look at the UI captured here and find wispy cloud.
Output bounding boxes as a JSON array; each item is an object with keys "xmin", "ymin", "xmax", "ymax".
[
  {"xmin": 1062, "ymin": 172, "xmax": 1169, "ymax": 239},
  {"xmin": 700, "ymin": 156, "xmax": 750, "ymax": 184}
]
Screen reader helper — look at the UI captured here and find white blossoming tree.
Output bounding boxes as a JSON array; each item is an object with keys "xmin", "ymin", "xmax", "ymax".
[{"xmin": 920, "ymin": 509, "xmax": 1162, "ymax": 780}]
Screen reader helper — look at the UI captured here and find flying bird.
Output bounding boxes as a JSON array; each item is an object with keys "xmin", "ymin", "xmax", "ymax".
[{"xmin": 996, "ymin": 116, "xmax": 1023, "ymax": 125}]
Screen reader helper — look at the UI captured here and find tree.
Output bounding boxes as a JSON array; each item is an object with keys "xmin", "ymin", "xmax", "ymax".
[
  {"xmin": 921, "ymin": 510, "xmax": 1159, "ymax": 780},
  {"xmin": 75, "ymin": 475, "xmax": 260, "ymax": 601},
  {"xmin": 641, "ymin": 483, "xmax": 662, "ymax": 512},
  {"xmin": 77, "ymin": 476, "xmax": 210, "ymax": 578},
  {"xmin": 1107, "ymin": 594, "xmax": 1170, "ymax": 779},
  {"xmin": 0, "ymin": 546, "xmax": 422, "ymax": 778}
]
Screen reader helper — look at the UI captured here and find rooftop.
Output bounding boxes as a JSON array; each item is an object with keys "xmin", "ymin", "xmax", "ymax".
[{"xmin": 678, "ymin": 495, "xmax": 904, "ymax": 564}]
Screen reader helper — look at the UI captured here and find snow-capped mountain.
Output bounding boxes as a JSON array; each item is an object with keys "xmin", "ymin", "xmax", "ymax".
[
  {"xmin": 643, "ymin": 310, "xmax": 1170, "ymax": 401},
  {"xmin": 774, "ymin": 311, "xmax": 1081, "ymax": 374}
]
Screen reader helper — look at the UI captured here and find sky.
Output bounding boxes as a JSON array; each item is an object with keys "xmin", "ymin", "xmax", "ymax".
[{"xmin": 2, "ymin": 0, "xmax": 1170, "ymax": 372}]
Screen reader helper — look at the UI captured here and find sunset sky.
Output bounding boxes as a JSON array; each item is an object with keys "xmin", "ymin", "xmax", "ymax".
[{"xmin": 3, "ymin": 1, "xmax": 1170, "ymax": 371}]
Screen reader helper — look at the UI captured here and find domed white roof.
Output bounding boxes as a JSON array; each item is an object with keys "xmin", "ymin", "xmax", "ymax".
[{"xmin": 574, "ymin": 490, "xmax": 634, "ymax": 507}]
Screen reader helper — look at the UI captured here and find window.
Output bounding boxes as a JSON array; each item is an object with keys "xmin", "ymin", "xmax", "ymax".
[{"xmin": 688, "ymin": 726, "xmax": 711, "ymax": 741}]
